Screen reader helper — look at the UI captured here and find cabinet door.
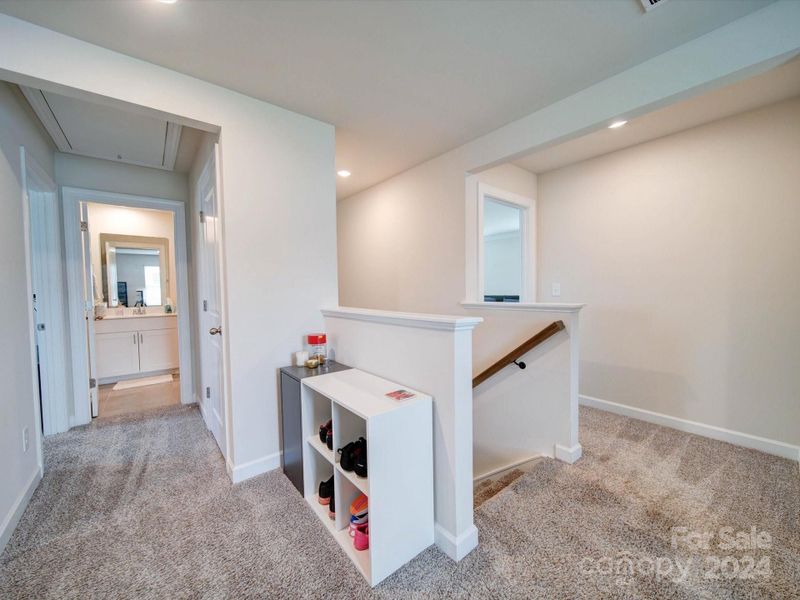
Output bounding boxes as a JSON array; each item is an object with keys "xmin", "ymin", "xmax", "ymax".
[
  {"xmin": 138, "ymin": 328, "xmax": 179, "ymax": 373},
  {"xmin": 95, "ymin": 331, "xmax": 141, "ymax": 379},
  {"xmin": 280, "ymin": 373, "xmax": 304, "ymax": 495}
]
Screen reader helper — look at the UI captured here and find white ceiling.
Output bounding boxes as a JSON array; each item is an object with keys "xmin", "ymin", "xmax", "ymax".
[
  {"xmin": 514, "ymin": 56, "xmax": 800, "ymax": 174},
  {"xmin": 19, "ymin": 85, "xmax": 205, "ymax": 174},
  {"xmin": 0, "ymin": 0, "xmax": 774, "ymax": 198},
  {"xmin": 20, "ymin": 86, "xmax": 189, "ymax": 171}
]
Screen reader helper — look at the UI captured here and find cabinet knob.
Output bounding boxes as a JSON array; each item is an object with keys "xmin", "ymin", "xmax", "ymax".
[{"xmin": 209, "ymin": 326, "xmax": 222, "ymax": 336}]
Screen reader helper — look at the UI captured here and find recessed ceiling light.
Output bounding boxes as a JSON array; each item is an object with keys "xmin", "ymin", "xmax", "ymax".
[
  {"xmin": 158, "ymin": 0, "xmax": 178, "ymax": 4},
  {"xmin": 608, "ymin": 120, "xmax": 628, "ymax": 129},
  {"xmin": 337, "ymin": 170, "xmax": 351, "ymax": 178}
]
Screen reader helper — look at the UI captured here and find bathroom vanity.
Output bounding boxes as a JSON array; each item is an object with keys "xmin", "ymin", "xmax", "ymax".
[{"xmin": 94, "ymin": 313, "xmax": 178, "ymax": 382}]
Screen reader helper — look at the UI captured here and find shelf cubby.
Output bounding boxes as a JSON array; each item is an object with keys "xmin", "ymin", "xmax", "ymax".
[
  {"xmin": 306, "ymin": 434, "xmax": 334, "ymax": 464},
  {"xmin": 301, "ymin": 368, "xmax": 433, "ymax": 587},
  {"xmin": 336, "ymin": 462, "xmax": 368, "ymax": 495}
]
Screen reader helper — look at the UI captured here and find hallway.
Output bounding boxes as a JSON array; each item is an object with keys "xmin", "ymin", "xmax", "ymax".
[
  {"xmin": 98, "ymin": 376, "xmax": 181, "ymax": 418},
  {"xmin": 2, "ymin": 405, "xmax": 797, "ymax": 598}
]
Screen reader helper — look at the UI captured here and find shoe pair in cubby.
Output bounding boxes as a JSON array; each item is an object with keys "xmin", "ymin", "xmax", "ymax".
[
  {"xmin": 338, "ymin": 436, "xmax": 367, "ymax": 478},
  {"xmin": 319, "ymin": 420, "xmax": 333, "ymax": 450},
  {"xmin": 318, "ymin": 476, "xmax": 335, "ymax": 519},
  {"xmin": 348, "ymin": 493, "xmax": 369, "ymax": 551},
  {"xmin": 319, "ymin": 477, "xmax": 368, "ymax": 552}
]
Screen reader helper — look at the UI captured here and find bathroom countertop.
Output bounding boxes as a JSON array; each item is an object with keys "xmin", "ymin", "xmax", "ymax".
[{"xmin": 99, "ymin": 312, "xmax": 177, "ymax": 320}]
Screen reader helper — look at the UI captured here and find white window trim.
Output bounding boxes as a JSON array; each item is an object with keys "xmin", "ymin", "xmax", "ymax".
[{"xmin": 465, "ymin": 179, "xmax": 536, "ymax": 303}]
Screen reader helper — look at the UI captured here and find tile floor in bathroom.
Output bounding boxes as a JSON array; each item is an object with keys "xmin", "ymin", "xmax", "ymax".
[{"xmin": 98, "ymin": 374, "xmax": 181, "ymax": 418}]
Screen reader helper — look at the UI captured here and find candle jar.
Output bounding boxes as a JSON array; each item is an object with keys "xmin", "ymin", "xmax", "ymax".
[{"xmin": 307, "ymin": 333, "xmax": 327, "ymax": 366}]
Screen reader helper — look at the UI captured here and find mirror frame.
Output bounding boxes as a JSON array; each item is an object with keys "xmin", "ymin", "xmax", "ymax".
[{"xmin": 99, "ymin": 233, "xmax": 170, "ymax": 307}]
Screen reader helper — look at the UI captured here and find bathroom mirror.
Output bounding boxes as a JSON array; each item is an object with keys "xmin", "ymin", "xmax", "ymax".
[{"xmin": 100, "ymin": 233, "xmax": 170, "ymax": 307}]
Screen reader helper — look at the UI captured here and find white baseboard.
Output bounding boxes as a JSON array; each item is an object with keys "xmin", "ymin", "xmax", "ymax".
[
  {"xmin": 580, "ymin": 394, "xmax": 800, "ymax": 462},
  {"xmin": 195, "ymin": 392, "xmax": 206, "ymax": 415},
  {"xmin": 226, "ymin": 452, "xmax": 282, "ymax": 484},
  {"xmin": 434, "ymin": 522, "xmax": 479, "ymax": 562},
  {"xmin": 1, "ymin": 467, "xmax": 42, "ymax": 552},
  {"xmin": 555, "ymin": 443, "xmax": 583, "ymax": 464}
]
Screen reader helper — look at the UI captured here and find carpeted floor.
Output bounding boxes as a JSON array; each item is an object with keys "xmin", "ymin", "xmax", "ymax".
[{"xmin": 1, "ymin": 405, "xmax": 797, "ymax": 598}]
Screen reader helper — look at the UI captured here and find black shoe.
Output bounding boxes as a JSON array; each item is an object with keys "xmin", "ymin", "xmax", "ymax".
[
  {"xmin": 319, "ymin": 420, "xmax": 332, "ymax": 444},
  {"xmin": 338, "ymin": 441, "xmax": 356, "ymax": 471},
  {"xmin": 354, "ymin": 438, "xmax": 367, "ymax": 478},
  {"xmin": 318, "ymin": 476, "xmax": 333, "ymax": 505},
  {"xmin": 326, "ymin": 429, "xmax": 333, "ymax": 450},
  {"xmin": 338, "ymin": 438, "xmax": 366, "ymax": 473},
  {"xmin": 328, "ymin": 490, "xmax": 335, "ymax": 520}
]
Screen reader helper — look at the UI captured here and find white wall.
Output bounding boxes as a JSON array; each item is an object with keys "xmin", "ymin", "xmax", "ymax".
[
  {"xmin": 538, "ymin": 98, "xmax": 800, "ymax": 448},
  {"xmin": 0, "ymin": 81, "xmax": 52, "ymax": 548},
  {"xmin": 0, "ymin": 15, "xmax": 338, "ymax": 478},
  {"xmin": 86, "ymin": 202, "xmax": 177, "ymax": 306},
  {"xmin": 55, "ymin": 152, "xmax": 188, "ymax": 203},
  {"xmin": 339, "ymin": 160, "xmax": 541, "ymax": 368},
  {"xmin": 473, "ymin": 308, "xmax": 580, "ymax": 475}
]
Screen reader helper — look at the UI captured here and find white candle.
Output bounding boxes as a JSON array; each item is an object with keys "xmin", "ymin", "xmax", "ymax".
[{"xmin": 295, "ymin": 351, "xmax": 309, "ymax": 366}]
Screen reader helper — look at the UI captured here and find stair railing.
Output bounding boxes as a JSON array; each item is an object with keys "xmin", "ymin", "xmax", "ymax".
[{"xmin": 472, "ymin": 320, "xmax": 565, "ymax": 388}]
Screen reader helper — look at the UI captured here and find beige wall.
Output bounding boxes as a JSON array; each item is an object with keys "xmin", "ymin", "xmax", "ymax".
[
  {"xmin": 338, "ymin": 162, "xmax": 540, "ymax": 369},
  {"xmin": 86, "ymin": 202, "xmax": 177, "ymax": 306},
  {"xmin": 0, "ymin": 81, "xmax": 53, "ymax": 547},
  {"xmin": 538, "ymin": 98, "xmax": 800, "ymax": 446},
  {"xmin": 337, "ymin": 161, "xmax": 536, "ymax": 315}
]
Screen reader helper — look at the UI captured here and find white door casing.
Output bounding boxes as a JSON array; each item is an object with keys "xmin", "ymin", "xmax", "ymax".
[
  {"xmin": 81, "ymin": 202, "xmax": 99, "ymax": 418},
  {"xmin": 63, "ymin": 187, "xmax": 193, "ymax": 427},
  {"xmin": 197, "ymin": 143, "xmax": 228, "ymax": 459}
]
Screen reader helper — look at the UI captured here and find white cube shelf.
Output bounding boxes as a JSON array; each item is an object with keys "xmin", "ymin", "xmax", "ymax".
[{"xmin": 301, "ymin": 368, "xmax": 434, "ymax": 587}]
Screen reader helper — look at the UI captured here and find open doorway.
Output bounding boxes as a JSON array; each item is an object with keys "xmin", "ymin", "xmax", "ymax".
[
  {"xmin": 10, "ymin": 77, "xmax": 229, "ymax": 460},
  {"xmin": 65, "ymin": 195, "xmax": 187, "ymax": 420}
]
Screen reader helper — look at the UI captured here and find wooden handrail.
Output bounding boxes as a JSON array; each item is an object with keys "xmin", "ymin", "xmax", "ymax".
[{"xmin": 472, "ymin": 320, "xmax": 566, "ymax": 388}]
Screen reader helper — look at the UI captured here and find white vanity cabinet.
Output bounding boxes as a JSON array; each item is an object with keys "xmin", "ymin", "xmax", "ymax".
[
  {"xmin": 138, "ymin": 328, "xmax": 179, "ymax": 372},
  {"xmin": 95, "ymin": 331, "xmax": 141, "ymax": 378},
  {"xmin": 95, "ymin": 315, "xmax": 178, "ymax": 382}
]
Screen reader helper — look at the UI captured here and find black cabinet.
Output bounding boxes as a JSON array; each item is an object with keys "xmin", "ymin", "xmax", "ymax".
[{"xmin": 279, "ymin": 362, "xmax": 351, "ymax": 495}]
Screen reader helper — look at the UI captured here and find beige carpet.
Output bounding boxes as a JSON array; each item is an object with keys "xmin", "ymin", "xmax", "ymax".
[{"xmin": 1, "ymin": 405, "xmax": 797, "ymax": 598}]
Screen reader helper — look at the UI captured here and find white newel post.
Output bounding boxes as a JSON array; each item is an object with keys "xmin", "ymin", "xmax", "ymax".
[
  {"xmin": 322, "ymin": 307, "xmax": 483, "ymax": 561},
  {"xmin": 554, "ymin": 310, "xmax": 583, "ymax": 464}
]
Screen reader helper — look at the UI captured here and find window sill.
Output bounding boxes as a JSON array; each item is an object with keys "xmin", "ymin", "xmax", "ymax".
[{"xmin": 460, "ymin": 301, "xmax": 585, "ymax": 313}]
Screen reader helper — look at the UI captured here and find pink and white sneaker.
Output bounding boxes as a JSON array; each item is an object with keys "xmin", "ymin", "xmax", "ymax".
[{"xmin": 353, "ymin": 523, "xmax": 369, "ymax": 551}]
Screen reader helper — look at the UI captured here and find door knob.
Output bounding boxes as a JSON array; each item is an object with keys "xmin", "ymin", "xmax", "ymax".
[{"xmin": 209, "ymin": 326, "xmax": 222, "ymax": 336}]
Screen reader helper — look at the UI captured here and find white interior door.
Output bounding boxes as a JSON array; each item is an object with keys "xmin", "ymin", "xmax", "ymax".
[
  {"xmin": 23, "ymin": 148, "xmax": 70, "ymax": 435},
  {"xmin": 197, "ymin": 144, "xmax": 227, "ymax": 457},
  {"xmin": 80, "ymin": 203, "xmax": 99, "ymax": 417}
]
